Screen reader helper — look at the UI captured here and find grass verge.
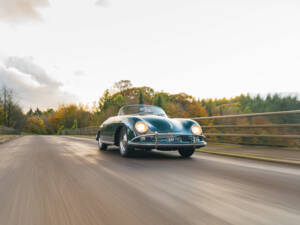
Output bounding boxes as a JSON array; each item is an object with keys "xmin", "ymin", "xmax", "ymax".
[{"xmin": 0, "ymin": 135, "xmax": 20, "ymax": 144}]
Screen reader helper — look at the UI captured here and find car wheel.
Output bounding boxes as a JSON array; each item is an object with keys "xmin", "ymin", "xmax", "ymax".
[
  {"xmin": 119, "ymin": 127, "xmax": 132, "ymax": 157},
  {"xmin": 98, "ymin": 136, "xmax": 107, "ymax": 151},
  {"xmin": 178, "ymin": 148, "xmax": 195, "ymax": 158}
]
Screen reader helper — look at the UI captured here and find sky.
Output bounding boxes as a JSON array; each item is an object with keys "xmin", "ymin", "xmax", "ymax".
[{"xmin": 0, "ymin": 0, "xmax": 299, "ymax": 110}]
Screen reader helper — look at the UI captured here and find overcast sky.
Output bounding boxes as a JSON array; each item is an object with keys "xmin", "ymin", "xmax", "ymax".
[{"xmin": 0, "ymin": 0, "xmax": 299, "ymax": 110}]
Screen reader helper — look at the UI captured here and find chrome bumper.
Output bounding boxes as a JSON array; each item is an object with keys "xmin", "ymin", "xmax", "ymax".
[{"xmin": 128, "ymin": 132, "xmax": 206, "ymax": 149}]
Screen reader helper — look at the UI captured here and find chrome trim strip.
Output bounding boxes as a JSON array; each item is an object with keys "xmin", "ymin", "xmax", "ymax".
[
  {"xmin": 155, "ymin": 132, "xmax": 158, "ymax": 149},
  {"xmin": 193, "ymin": 135, "xmax": 196, "ymax": 147},
  {"xmin": 128, "ymin": 142, "xmax": 207, "ymax": 147},
  {"xmin": 130, "ymin": 133, "xmax": 205, "ymax": 142}
]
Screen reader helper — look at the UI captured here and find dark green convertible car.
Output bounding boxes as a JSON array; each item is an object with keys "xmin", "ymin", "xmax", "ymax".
[{"xmin": 96, "ymin": 104, "xmax": 206, "ymax": 157}]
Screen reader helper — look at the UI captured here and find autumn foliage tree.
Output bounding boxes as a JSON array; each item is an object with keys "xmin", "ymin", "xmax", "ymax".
[{"xmin": 47, "ymin": 104, "xmax": 91, "ymax": 133}]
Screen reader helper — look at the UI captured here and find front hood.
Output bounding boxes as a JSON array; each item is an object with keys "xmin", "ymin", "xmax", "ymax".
[{"xmin": 138, "ymin": 115, "xmax": 196, "ymax": 134}]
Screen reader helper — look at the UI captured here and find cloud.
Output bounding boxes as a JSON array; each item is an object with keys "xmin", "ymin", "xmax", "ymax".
[
  {"xmin": 0, "ymin": 0, "xmax": 49, "ymax": 23},
  {"xmin": 95, "ymin": 0, "xmax": 108, "ymax": 7},
  {"xmin": 5, "ymin": 56, "xmax": 61, "ymax": 87},
  {"xmin": 0, "ymin": 56, "xmax": 76, "ymax": 110},
  {"xmin": 74, "ymin": 70, "xmax": 85, "ymax": 77}
]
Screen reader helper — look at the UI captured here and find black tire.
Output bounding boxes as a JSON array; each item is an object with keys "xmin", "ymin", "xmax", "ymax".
[
  {"xmin": 119, "ymin": 127, "xmax": 133, "ymax": 157},
  {"xmin": 98, "ymin": 135, "xmax": 107, "ymax": 151},
  {"xmin": 178, "ymin": 148, "xmax": 195, "ymax": 158}
]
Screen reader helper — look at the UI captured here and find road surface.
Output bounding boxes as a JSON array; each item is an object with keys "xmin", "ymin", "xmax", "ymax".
[{"xmin": 0, "ymin": 136, "xmax": 300, "ymax": 225}]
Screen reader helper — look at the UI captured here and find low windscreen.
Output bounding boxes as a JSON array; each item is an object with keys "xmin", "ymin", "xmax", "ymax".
[{"xmin": 119, "ymin": 105, "xmax": 167, "ymax": 117}]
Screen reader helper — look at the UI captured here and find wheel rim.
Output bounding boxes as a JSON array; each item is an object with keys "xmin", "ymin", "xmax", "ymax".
[
  {"xmin": 120, "ymin": 132, "xmax": 127, "ymax": 154},
  {"xmin": 98, "ymin": 138, "xmax": 102, "ymax": 148}
]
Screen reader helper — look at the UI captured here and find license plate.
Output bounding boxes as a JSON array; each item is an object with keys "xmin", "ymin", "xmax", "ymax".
[{"xmin": 169, "ymin": 137, "xmax": 175, "ymax": 142}]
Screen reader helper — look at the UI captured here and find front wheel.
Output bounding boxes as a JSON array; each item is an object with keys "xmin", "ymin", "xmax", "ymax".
[
  {"xmin": 119, "ymin": 127, "xmax": 133, "ymax": 157},
  {"xmin": 178, "ymin": 148, "xmax": 195, "ymax": 158},
  {"xmin": 98, "ymin": 136, "xmax": 107, "ymax": 151}
]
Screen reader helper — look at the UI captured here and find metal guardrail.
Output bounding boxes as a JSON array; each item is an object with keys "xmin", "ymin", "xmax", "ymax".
[
  {"xmin": 193, "ymin": 110, "xmax": 300, "ymax": 136},
  {"xmin": 194, "ymin": 109, "xmax": 300, "ymax": 146},
  {"xmin": 202, "ymin": 124, "xmax": 300, "ymax": 128},
  {"xmin": 0, "ymin": 126, "xmax": 21, "ymax": 135},
  {"xmin": 192, "ymin": 109, "xmax": 300, "ymax": 120},
  {"xmin": 61, "ymin": 126, "xmax": 98, "ymax": 136},
  {"xmin": 206, "ymin": 133, "xmax": 300, "ymax": 139}
]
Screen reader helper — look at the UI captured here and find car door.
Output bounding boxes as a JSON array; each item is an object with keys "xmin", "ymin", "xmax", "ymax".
[{"xmin": 100, "ymin": 118, "xmax": 114, "ymax": 143}]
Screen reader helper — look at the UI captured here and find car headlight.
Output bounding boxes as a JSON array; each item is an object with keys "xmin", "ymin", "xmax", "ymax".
[
  {"xmin": 191, "ymin": 125, "xmax": 202, "ymax": 135},
  {"xmin": 135, "ymin": 121, "xmax": 148, "ymax": 134}
]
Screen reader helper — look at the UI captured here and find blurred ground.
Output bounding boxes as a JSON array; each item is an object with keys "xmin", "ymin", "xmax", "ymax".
[
  {"xmin": 0, "ymin": 135, "xmax": 300, "ymax": 225},
  {"xmin": 68, "ymin": 135, "xmax": 300, "ymax": 165}
]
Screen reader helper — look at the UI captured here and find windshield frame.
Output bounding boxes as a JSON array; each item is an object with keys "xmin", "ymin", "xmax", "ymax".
[{"xmin": 118, "ymin": 105, "xmax": 167, "ymax": 117}]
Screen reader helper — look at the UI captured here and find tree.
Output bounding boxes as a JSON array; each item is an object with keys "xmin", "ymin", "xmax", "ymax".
[
  {"xmin": 112, "ymin": 80, "xmax": 132, "ymax": 94},
  {"xmin": 0, "ymin": 105, "xmax": 3, "ymax": 125},
  {"xmin": 98, "ymin": 89, "xmax": 111, "ymax": 112},
  {"xmin": 153, "ymin": 94, "xmax": 164, "ymax": 108},
  {"xmin": 156, "ymin": 95, "xmax": 162, "ymax": 107},
  {"xmin": 0, "ymin": 86, "xmax": 14, "ymax": 126},
  {"xmin": 27, "ymin": 108, "xmax": 33, "ymax": 116},
  {"xmin": 0, "ymin": 86, "xmax": 24, "ymax": 128},
  {"xmin": 34, "ymin": 108, "xmax": 42, "ymax": 116},
  {"xmin": 187, "ymin": 101, "xmax": 208, "ymax": 118},
  {"xmin": 48, "ymin": 104, "xmax": 91, "ymax": 132},
  {"xmin": 72, "ymin": 119, "xmax": 78, "ymax": 129},
  {"xmin": 25, "ymin": 116, "xmax": 46, "ymax": 134},
  {"xmin": 44, "ymin": 108, "xmax": 54, "ymax": 115},
  {"xmin": 139, "ymin": 91, "xmax": 144, "ymax": 104}
]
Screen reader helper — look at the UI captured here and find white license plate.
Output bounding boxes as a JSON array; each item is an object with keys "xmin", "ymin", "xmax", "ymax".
[{"xmin": 169, "ymin": 137, "xmax": 175, "ymax": 142}]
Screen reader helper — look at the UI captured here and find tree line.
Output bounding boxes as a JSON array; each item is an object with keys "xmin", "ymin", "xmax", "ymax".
[
  {"xmin": 0, "ymin": 86, "xmax": 24, "ymax": 129},
  {"xmin": 1, "ymin": 81, "xmax": 300, "ymax": 139}
]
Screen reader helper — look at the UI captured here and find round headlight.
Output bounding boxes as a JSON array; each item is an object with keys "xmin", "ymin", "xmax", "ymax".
[
  {"xmin": 191, "ymin": 125, "xmax": 202, "ymax": 135},
  {"xmin": 135, "ymin": 121, "xmax": 148, "ymax": 134}
]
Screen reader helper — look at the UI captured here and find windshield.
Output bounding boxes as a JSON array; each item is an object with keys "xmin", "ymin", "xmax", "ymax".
[{"xmin": 118, "ymin": 105, "xmax": 167, "ymax": 117}]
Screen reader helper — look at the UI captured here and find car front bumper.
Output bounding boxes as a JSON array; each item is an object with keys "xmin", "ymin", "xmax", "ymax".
[{"xmin": 128, "ymin": 133, "xmax": 206, "ymax": 150}]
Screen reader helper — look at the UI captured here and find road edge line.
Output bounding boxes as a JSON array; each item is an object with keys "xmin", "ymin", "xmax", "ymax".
[{"xmin": 197, "ymin": 150, "xmax": 300, "ymax": 166}]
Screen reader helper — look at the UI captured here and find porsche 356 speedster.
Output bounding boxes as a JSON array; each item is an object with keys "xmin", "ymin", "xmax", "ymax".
[{"xmin": 96, "ymin": 104, "xmax": 206, "ymax": 157}]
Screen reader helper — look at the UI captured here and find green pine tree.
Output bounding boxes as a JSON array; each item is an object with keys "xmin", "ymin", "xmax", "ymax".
[
  {"xmin": 139, "ymin": 91, "xmax": 144, "ymax": 104},
  {"xmin": 154, "ymin": 94, "xmax": 164, "ymax": 108}
]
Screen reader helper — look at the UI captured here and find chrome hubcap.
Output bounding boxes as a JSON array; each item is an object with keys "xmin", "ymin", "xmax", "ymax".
[
  {"xmin": 120, "ymin": 132, "xmax": 127, "ymax": 154},
  {"xmin": 98, "ymin": 138, "xmax": 102, "ymax": 148}
]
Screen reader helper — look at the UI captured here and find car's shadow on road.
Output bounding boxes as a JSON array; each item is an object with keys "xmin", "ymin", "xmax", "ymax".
[{"xmin": 99, "ymin": 146, "xmax": 193, "ymax": 161}]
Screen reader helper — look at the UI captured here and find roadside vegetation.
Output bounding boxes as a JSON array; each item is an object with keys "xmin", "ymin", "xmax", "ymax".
[
  {"xmin": 1, "ymin": 80, "xmax": 300, "ymax": 146},
  {"xmin": 0, "ymin": 135, "xmax": 20, "ymax": 144}
]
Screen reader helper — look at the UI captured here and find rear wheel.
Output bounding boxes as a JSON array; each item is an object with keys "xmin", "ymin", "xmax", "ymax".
[
  {"xmin": 98, "ymin": 136, "xmax": 107, "ymax": 151},
  {"xmin": 119, "ymin": 127, "xmax": 133, "ymax": 157},
  {"xmin": 178, "ymin": 148, "xmax": 195, "ymax": 158}
]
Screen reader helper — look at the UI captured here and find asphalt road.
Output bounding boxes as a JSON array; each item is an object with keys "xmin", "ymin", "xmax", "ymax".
[{"xmin": 1, "ymin": 136, "xmax": 300, "ymax": 225}]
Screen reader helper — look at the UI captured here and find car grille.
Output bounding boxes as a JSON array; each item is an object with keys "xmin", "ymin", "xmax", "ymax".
[{"xmin": 135, "ymin": 134, "xmax": 202, "ymax": 144}]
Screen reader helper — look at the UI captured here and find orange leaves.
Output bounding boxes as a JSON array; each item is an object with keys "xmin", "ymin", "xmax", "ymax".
[
  {"xmin": 25, "ymin": 116, "xmax": 46, "ymax": 134},
  {"xmin": 46, "ymin": 104, "xmax": 91, "ymax": 132}
]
